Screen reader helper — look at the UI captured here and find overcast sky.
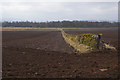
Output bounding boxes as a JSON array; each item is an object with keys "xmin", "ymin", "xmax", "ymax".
[{"xmin": 0, "ymin": 0, "xmax": 119, "ymax": 22}]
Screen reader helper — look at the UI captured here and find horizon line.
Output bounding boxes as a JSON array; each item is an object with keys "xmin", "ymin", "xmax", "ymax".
[{"xmin": 2, "ymin": 20, "xmax": 118, "ymax": 23}]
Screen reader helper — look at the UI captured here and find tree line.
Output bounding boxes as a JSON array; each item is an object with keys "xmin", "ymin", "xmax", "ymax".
[{"xmin": 2, "ymin": 21, "xmax": 118, "ymax": 28}]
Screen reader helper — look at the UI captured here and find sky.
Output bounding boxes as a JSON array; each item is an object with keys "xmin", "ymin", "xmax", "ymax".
[{"xmin": 0, "ymin": 0, "xmax": 119, "ymax": 22}]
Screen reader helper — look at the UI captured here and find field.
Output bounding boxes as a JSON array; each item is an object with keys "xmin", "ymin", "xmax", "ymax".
[{"xmin": 2, "ymin": 28, "xmax": 118, "ymax": 78}]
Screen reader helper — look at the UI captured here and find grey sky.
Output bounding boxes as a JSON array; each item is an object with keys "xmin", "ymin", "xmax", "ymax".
[{"xmin": 0, "ymin": 1, "xmax": 118, "ymax": 22}]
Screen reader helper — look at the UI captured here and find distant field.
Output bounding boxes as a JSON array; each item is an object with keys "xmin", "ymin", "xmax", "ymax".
[
  {"xmin": 2, "ymin": 27, "xmax": 61, "ymax": 31},
  {"xmin": 2, "ymin": 27, "xmax": 83, "ymax": 31},
  {"xmin": 2, "ymin": 27, "xmax": 118, "ymax": 31}
]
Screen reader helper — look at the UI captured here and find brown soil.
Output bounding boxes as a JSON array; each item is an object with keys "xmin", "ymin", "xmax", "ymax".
[{"xmin": 2, "ymin": 28, "xmax": 119, "ymax": 78}]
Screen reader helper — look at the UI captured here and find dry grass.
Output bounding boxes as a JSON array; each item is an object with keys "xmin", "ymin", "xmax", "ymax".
[
  {"xmin": 2, "ymin": 27, "xmax": 61, "ymax": 31},
  {"xmin": 61, "ymin": 30, "xmax": 92, "ymax": 53},
  {"xmin": 104, "ymin": 43, "xmax": 117, "ymax": 51},
  {"xmin": 2, "ymin": 27, "xmax": 98, "ymax": 31}
]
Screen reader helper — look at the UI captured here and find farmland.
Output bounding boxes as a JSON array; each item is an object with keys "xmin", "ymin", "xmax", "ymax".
[{"xmin": 2, "ymin": 27, "xmax": 118, "ymax": 78}]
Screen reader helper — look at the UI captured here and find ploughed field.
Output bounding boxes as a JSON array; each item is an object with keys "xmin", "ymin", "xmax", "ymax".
[{"xmin": 2, "ymin": 28, "xmax": 118, "ymax": 78}]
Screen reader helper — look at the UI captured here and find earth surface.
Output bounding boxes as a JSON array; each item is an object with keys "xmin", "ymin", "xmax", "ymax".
[{"xmin": 2, "ymin": 28, "xmax": 118, "ymax": 78}]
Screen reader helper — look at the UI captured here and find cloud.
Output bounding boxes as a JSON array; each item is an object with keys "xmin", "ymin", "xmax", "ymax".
[
  {"xmin": 0, "ymin": 0, "xmax": 119, "ymax": 2},
  {"xmin": 0, "ymin": 2, "xmax": 118, "ymax": 22}
]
